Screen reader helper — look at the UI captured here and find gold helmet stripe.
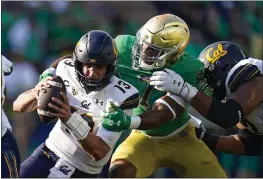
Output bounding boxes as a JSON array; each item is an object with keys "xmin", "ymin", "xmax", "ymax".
[{"xmin": 76, "ymin": 41, "xmax": 80, "ymax": 47}]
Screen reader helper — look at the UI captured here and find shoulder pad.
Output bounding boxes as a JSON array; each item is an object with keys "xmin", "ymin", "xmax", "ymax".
[
  {"xmin": 56, "ymin": 58, "xmax": 75, "ymax": 77},
  {"xmin": 104, "ymin": 76, "xmax": 139, "ymax": 108},
  {"xmin": 225, "ymin": 59, "xmax": 262, "ymax": 95}
]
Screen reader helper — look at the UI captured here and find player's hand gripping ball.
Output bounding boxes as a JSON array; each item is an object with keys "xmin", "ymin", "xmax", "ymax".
[{"xmin": 37, "ymin": 76, "xmax": 66, "ymax": 124}]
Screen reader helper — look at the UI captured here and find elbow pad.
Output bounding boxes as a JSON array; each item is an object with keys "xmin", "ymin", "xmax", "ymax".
[{"xmin": 206, "ymin": 99, "xmax": 244, "ymax": 128}]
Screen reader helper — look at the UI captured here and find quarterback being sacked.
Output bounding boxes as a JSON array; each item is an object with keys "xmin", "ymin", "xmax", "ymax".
[
  {"xmin": 2, "ymin": 55, "xmax": 21, "ymax": 178},
  {"xmin": 149, "ymin": 41, "xmax": 263, "ymax": 156},
  {"xmin": 101, "ymin": 14, "xmax": 226, "ymax": 178},
  {"xmin": 13, "ymin": 30, "xmax": 140, "ymax": 178}
]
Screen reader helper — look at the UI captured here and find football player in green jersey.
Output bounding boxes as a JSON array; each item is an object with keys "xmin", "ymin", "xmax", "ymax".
[
  {"xmin": 38, "ymin": 14, "xmax": 226, "ymax": 177},
  {"xmin": 101, "ymin": 14, "xmax": 226, "ymax": 178}
]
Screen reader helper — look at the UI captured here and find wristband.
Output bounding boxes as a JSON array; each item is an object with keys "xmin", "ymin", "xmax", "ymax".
[
  {"xmin": 180, "ymin": 82, "xmax": 198, "ymax": 102},
  {"xmin": 202, "ymin": 132, "xmax": 219, "ymax": 150},
  {"xmin": 65, "ymin": 112, "xmax": 90, "ymax": 140},
  {"xmin": 130, "ymin": 116, "xmax": 141, "ymax": 129}
]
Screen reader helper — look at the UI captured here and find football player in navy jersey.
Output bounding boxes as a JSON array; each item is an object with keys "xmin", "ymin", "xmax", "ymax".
[
  {"xmin": 149, "ymin": 41, "xmax": 263, "ymax": 156},
  {"xmin": 2, "ymin": 55, "xmax": 21, "ymax": 178}
]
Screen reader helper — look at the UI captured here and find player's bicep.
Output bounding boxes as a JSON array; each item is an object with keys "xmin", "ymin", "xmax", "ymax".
[
  {"xmin": 154, "ymin": 94, "xmax": 187, "ymax": 120},
  {"xmin": 151, "ymin": 100, "xmax": 174, "ymax": 121},
  {"xmin": 232, "ymin": 75, "xmax": 263, "ymax": 116}
]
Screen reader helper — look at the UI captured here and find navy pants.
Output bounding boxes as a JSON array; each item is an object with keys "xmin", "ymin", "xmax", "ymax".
[
  {"xmin": 20, "ymin": 143, "xmax": 98, "ymax": 178},
  {"xmin": 2, "ymin": 130, "xmax": 21, "ymax": 178}
]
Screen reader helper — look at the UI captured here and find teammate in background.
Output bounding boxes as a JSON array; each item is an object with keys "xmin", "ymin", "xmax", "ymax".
[
  {"xmin": 149, "ymin": 41, "xmax": 263, "ymax": 156},
  {"xmin": 2, "ymin": 55, "xmax": 21, "ymax": 178},
  {"xmin": 13, "ymin": 30, "xmax": 141, "ymax": 178}
]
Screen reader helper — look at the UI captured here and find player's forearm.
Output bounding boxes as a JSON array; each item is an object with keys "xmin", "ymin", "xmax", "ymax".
[
  {"xmin": 13, "ymin": 89, "xmax": 37, "ymax": 113},
  {"xmin": 79, "ymin": 133, "xmax": 110, "ymax": 161},
  {"xmin": 63, "ymin": 112, "xmax": 111, "ymax": 161},
  {"xmin": 190, "ymin": 91, "xmax": 212, "ymax": 116},
  {"xmin": 191, "ymin": 91, "xmax": 241, "ymax": 128},
  {"xmin": 138, "ymin": 95, "xmax": 186, "ymax": 129},
  {"xmin": 202, "ymin": 132, "xmax": 246, "ymax": 155},
  {"xmin": 215, "ymin": 135, "xmax": 246, "ymax": 155},
  {"xmin": 138, "ymin": 108, "xmax": 174, "ymax": 130}
]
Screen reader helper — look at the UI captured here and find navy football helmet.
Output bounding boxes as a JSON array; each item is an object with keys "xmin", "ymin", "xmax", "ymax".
[
  {"xmin": 73, "ymin": 30, "xmax": 118, "ymax": 92},
  {"xmin": 197, "ymin": 41, "xmax": 246, "ymax": 100}
]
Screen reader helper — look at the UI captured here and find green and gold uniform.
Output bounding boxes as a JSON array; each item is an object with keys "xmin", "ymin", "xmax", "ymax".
[{"xmin": 111, "ymin": 35, "xmax": 227, "ymax": 178}]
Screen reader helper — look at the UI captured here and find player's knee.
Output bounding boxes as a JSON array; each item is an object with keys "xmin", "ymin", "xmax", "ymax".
[{"xmin": 109, "ymin": 160, "xmax": 137, "ymax": 178}]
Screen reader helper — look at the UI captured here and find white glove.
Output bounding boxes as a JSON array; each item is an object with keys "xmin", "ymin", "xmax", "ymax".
[
  {"xmin": 2, "ymin": 55, "xmax": 13, "ymax": 75},
  {"xmin": 149, "ymin": 68, "xmax": 198, "ymax": 102}
]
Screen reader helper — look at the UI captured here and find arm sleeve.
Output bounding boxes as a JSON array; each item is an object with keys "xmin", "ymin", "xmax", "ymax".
[{"xmin": 206, "ymin": 98, "xmax": 244, "ymax": 128}]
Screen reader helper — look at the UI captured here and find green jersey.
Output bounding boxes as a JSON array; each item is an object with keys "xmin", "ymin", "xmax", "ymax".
[{"xmin": 114, "ymin": 35, "xmax": 204, "ymax": 137}]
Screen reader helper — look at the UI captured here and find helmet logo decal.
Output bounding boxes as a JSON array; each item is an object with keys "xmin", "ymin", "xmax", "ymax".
[
  {"xmin": 72, "ymin": 86, "xmax": 78, "ymax": 96},
  {"xmin": 206, "ymin": 44, "xmax": 227, "ymax": 64}
]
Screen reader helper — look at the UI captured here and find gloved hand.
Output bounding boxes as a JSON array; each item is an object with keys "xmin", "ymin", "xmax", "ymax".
[
  {"xmin": 39, "ymin": 68, "xmax": 56, "ymax": 82},
  {"xmin": 2, "ymin": 55, "xmax": 13, "ymax": 76},
  {"xmin": 149, "ymin": 68, "xmax": 198, "ymax": 102},
  {"xmin": 195, "ymin": 123, "xmax": 207, "ymax": 140},
  {"xmin": 101, "ymin": 102, "xmax": 141, "ymax": 132}
]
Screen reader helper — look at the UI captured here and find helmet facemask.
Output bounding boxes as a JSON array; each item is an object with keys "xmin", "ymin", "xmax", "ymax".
[
  {"xmin": 196, "ymin": 66, "xmax": 226, "ymax": 100},
  {"xmin": 132, "ymin": 30, "xmax": 183, "ymax": 71},
  {"xmin": 73, "ymin": 30, "xmax": 118, "ymax": 93},
  {"xmin": 75, "ymin": 58, "xmax": 117, "ymax": 92}
]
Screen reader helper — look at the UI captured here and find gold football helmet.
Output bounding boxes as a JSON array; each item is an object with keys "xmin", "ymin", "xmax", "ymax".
[{"xmin": 132, "ymin": 14, "xmax": 190, "ymax": 70}]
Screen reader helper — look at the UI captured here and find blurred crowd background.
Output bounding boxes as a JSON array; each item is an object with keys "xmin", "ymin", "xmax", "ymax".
[{"xmin": 2, "ymin": 1, "xmax": 263, "ymax": 178}]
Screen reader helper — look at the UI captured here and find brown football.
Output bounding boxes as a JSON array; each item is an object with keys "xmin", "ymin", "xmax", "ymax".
[{"xmin": 37, "ymin": 76, "xmax": 66, "ymax": 124}]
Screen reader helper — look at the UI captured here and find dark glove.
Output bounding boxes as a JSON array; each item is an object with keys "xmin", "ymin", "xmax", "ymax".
[
  {"xmin": 195, "ymin": 124, "xmax": 207, "ymax": 139},
  {"xmin": 195, "ymin": 124, "xmax": 219, "ymax": 150}
]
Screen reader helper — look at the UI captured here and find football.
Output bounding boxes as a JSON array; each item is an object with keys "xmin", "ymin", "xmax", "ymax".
[{"xmin": 37, "ymin": 76, "xmax": 66, "ymax": 124}]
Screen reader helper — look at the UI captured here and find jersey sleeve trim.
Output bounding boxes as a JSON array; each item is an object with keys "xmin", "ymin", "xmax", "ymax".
[
  {"xmin": 227, "ymin": 63, "xmax": 261, "ymax": 93},
  {"xmin": 119, "ymin": 93, "xmax": 140, "ymax": 110}
]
